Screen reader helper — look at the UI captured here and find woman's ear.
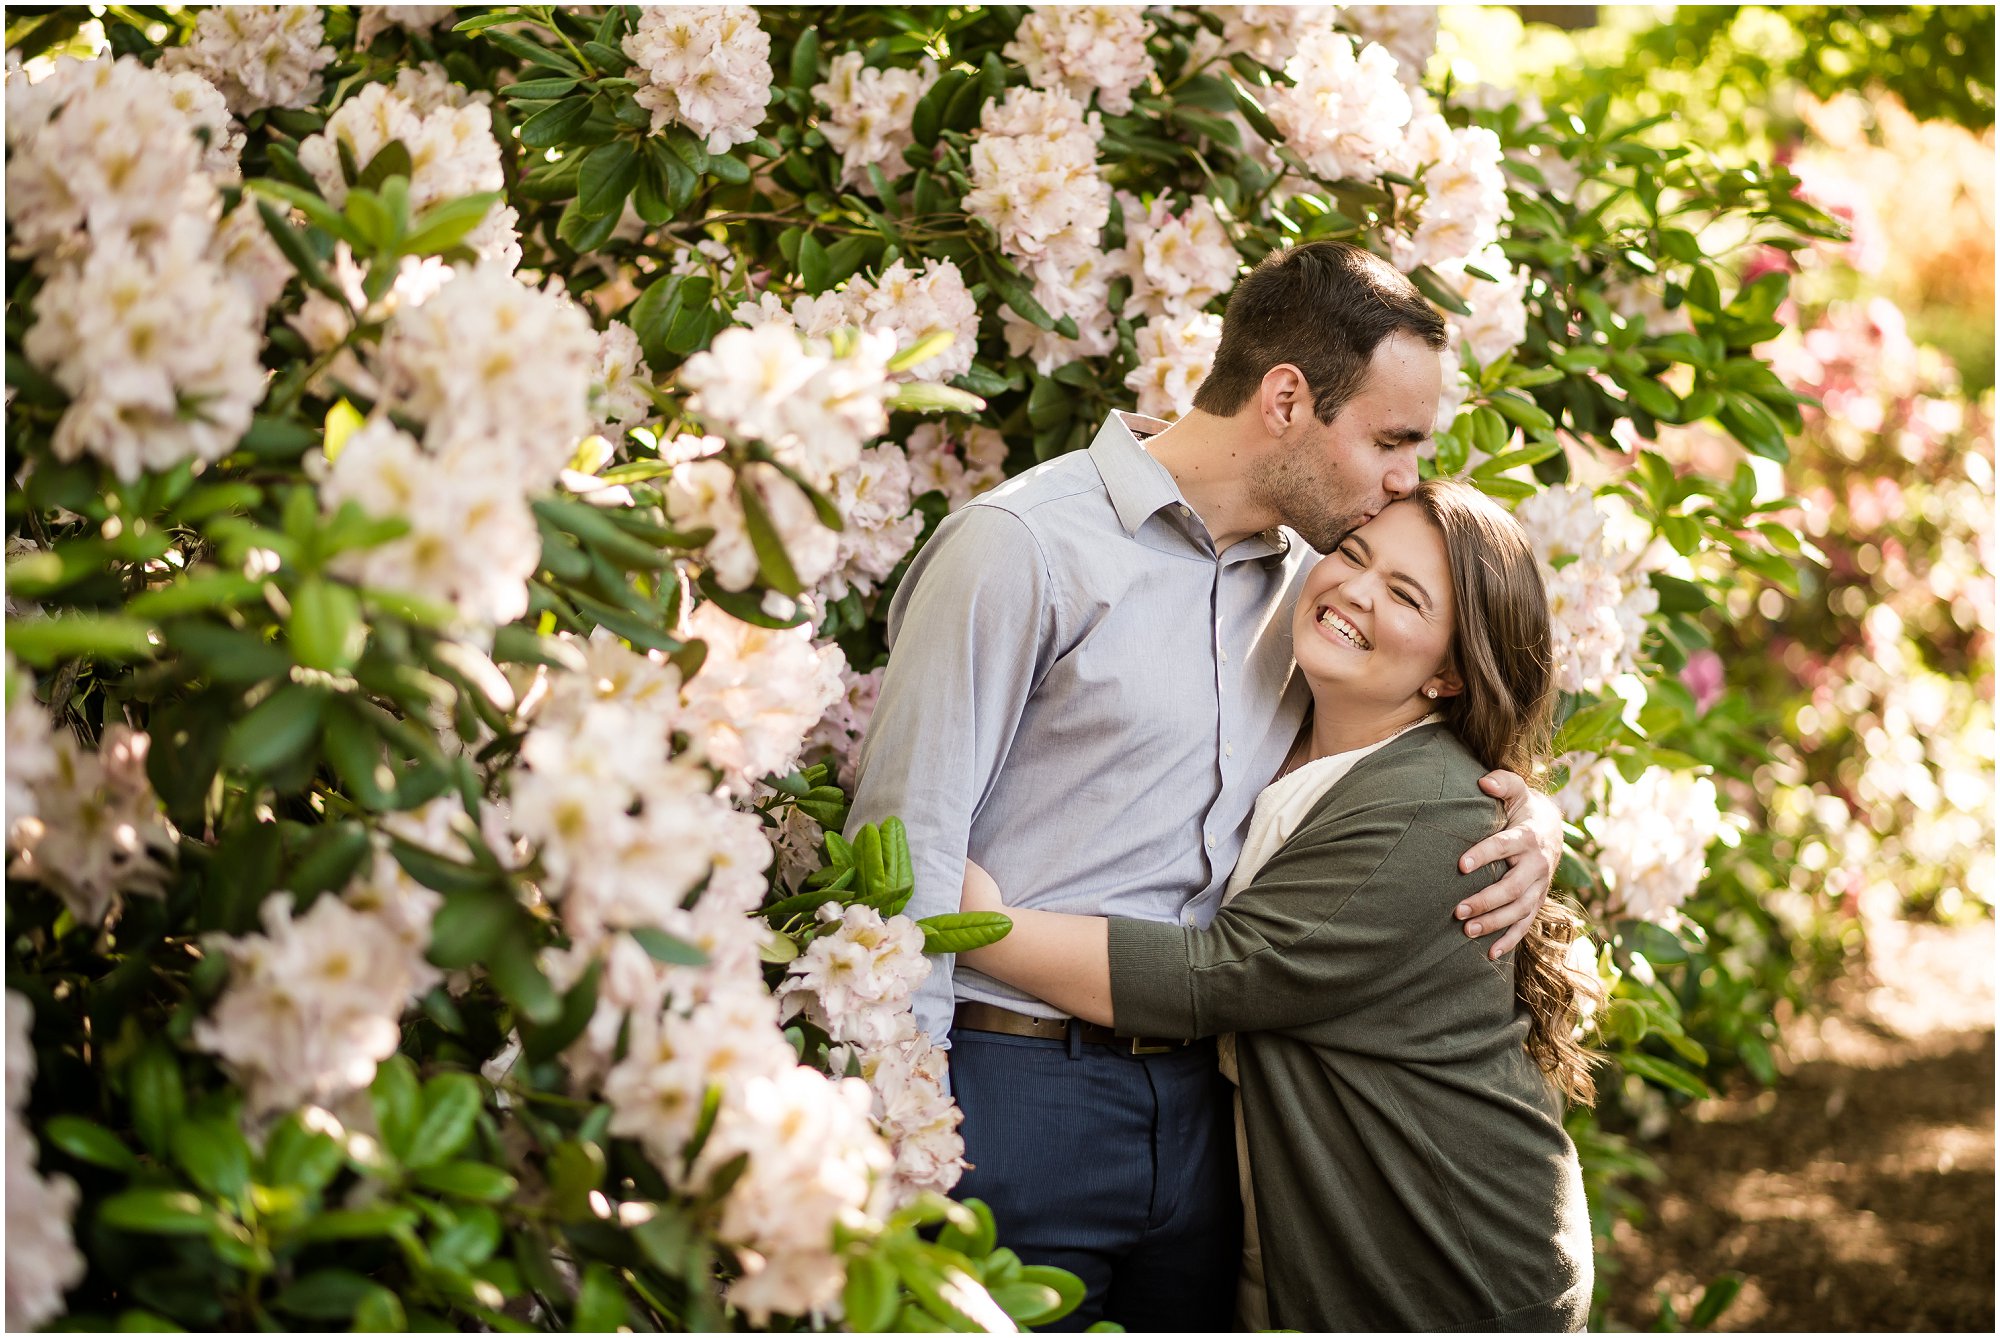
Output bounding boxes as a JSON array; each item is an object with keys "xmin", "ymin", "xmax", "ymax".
[{"xmin": 1424, "ymin": 668, "xmax": 1464, "ymax": 701}]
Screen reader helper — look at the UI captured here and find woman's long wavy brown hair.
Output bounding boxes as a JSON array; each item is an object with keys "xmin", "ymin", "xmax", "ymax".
[{"xmin": 1409, "ymin": 478, "xmax": 1603, "ymax": 1106}]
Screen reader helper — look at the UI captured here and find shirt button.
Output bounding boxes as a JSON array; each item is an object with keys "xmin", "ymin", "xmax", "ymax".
[
  {"xmin": 1178, "ymin": 505, "xmax": 1191, "ymax": 517},
  {"xmin": 1219, "ymin": 648, "xmax": 1229, "ymax": 663},
  {"xmin": 1225, "ymin": 743, "xmax": 1234, "ymax": 757},
  {"xmin": 1184, "ymin": 912, "xmax": 1199, "ymax": 927},
  {"xmin": 1205, "ymin": 834, "xmax": 1217, "ymax": 849}
]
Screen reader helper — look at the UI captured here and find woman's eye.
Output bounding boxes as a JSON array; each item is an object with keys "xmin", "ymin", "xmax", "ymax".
[
  {"xmin": 1338, "ymin": 544, "xmax": 1361, "ymax": 563},
  {"xmin": 1395, "ymin": 590, "xmax": 1418, "ymax": 607}
]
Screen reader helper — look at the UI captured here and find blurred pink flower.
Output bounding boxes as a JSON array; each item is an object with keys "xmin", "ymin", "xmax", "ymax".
[{"xmin": 1680, "ymin": 649, "xmax": 1725, "ymax": 713}]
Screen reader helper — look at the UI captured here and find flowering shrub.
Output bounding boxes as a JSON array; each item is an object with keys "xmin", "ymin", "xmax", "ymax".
[{"xmin": 4, "ymin": 5, "xmax": 1839, "ymax": 1330}]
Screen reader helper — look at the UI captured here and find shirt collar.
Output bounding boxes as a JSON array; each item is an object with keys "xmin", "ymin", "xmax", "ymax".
[
  {"xmin": 1088, "ymin": 410, "xmax": 1179, "ymax": 538},
  {"xmin": 1087, "ymin": 410, "xmax": 1294, "ymax": 562}
]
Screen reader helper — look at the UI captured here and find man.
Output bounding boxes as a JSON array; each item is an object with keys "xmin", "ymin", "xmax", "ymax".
[{"xmin": 847, "ymin": 241, "xmax": 1563, "ymax": 1330}]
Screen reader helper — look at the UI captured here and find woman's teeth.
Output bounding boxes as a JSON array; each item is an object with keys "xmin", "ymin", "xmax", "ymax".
[{"xmin": 1319, "ymin": 607, "xmax": 1370, "ymax": 650}]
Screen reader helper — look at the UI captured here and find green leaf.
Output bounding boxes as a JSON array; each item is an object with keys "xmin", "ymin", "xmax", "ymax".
[
  {"xmin": 254, "ymin": 200, "xmax": 349, "ymax": 303},
  {"xmin": 936, "ymin": 1196, "xmax": 996, "ymax": 1259},
  {"xmin": 6, "ymin": 613, "xmax": 159, "ymax": 667},
  {"xmin": 627, "ymin": 273, "xmax": 686, "ymax": 370},
  {"xmin": 480, "ymin": 26, "xmax": 582, "ymax": 75},
  {"xmin": 222, "ymin": 685, "xmax": 327, "ymax": 774},
  {"xmin": 518, "ymin": 97, "xmax": 592, "ymax": 150},
  {"xmin": 405, "ymin": 192, "xmax": 501, "ymax": 255},
  {"xmin": 797, "ymin": 231, "xmax": 831, "ymax": 292},
  {"xmin": 1012, "ymin": 1266, "xmax": 1085, "ymax": 1327},
  {"xmin": 128, "ymin": 1041, "xmax": 185, "ymax": 1159},
  {"xmin": 574, "ymin": 1263, "xmax": 628, "ymax": 1333},
  {"xmin": 1689, "ymin": 1273, "xmax": 1745, "ymax": 1329},
  {"xmin": 274, "ymin": 1270, "xmax": 379, "ymax": 1322},
  {"xmin": 354, "ymin": 1289, "xmax": 406, "ymax": 1333},
  {"xmin": 1408, "ymin": 264, "xmax": 1472, "ymax": 316},
  {"xmin": 885, "ymin": 381, "xmax": 987, "ymax": 415},
  {"xmin": 298, "ymin": 1205, "xmax": 421, "ymax": 1242},
  {"xmin": 1487, "ymin": 391, "xmax": 1556, "ymax": 436},
  {"xmin": 428, "ymin": 886, "xmax": 519, "ymax": 970},
  {"xmin": 788, "ymin": 26, "xmax": 819, "ymax": 90},
  {"xmin": 171, "ymin": 1117, "xmax": 252, "ymax": 1201},
  {"xmin": 405, "ymin": 1072, "xmax": 483, "ymax": 1170},
  {"xmin": 737, "ymin": 473, "xmax": 806, "ymax": 596},
  {"xmin": 263, "ymin": 1111, "xmax": 344, "ymax": 1192},
  {"xmin": 413, "ymin": 1159, "xmax": 519, "ymax": 1202},
  {"xmin": 1618, "ymin": 1052, "xmax": 1710, "ymax": 1100},
  {"xmin": 355, "ymin": 139, "xmax": 413, "ymax": 193},
  {"xmin": 287, "ymin": 577, "xmax": 365, "ymax": 673},
  {"xmin": 371, "ymin": 1055, "xmax": 422, "ymax": 1162},
  {"xmin": 98, "ymin": 1189, "xmax": 213, "ymax": 1236},
  {"xmin": 917, "ymin": 912, "xmax": 1012, "ymax": 954},
  {"xmin": 629, "ymin": 926, "xmax": 710, "ymax": 966},
  {"xmin": 844, "ymin": 1253, "xmax": 899, "ymax": 1332},
  {"xmin": 988, "ymin": 266, "xmax": 1056, "ymax": 331},
  {"xmin": 489, "ymin": 928, "xmax": 561, "ymax": 1025},
  {"xmin": 500, "ymin": 75, "xmax": 580, "ymax": 99},
  {"xmin": 43, "ymin": 1115, "xmax": 141, "ymax": 1172},
  {"xmin": 577, "ymin": 139, "xmax": 641, "ymax": 219},
  {"xmin": 912, "ymin": 71, "xmax": 964, "ymax": 149}
]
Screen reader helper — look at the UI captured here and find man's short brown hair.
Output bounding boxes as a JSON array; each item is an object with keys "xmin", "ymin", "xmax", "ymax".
[{"xmin": 1191, "ymin": 240, "xmax": 1449, "ymax": 424}]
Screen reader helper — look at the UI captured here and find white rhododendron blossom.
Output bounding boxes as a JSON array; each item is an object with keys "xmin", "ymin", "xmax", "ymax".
[
  {"xmin": 834, "ymin": 1032, "xmax": 967, "ymax": 1207},
  {"xmin": 1127, "ymin": 310, "xmax": 1223, "ymax": 421},
  {"xmin": 1400, "ymin": 126, "xmax": 1511, "ymax": 273},
  {"xmin": 808, "ymin": 665, "xmax": 885, "ymax": 787},
  {"xmin": 393, "ymin": 61, "xmax": 493, "ymax": 115},
  {"xmin": 1339, "ymin": 4, "xmax": 1440, "ymax": 84},
  {"xmin": 622, "ymin": 6, "xmax": 774, "ymax": 152},
  {"xmin": 23, "ymin": 217, "xmax": 266, "ymax": 483},
  {"xmin": 1440, "ymin": 253, "xmax": 1530, "ymax": 368},
  {"xmin": 811, "ymin": 53, "xmax": 939, "ymax": 189},
  {"xmin": 1514, "ymin": 485, "xmax": 1664, "ymax": 694},
  {"xmin": 356, "ymin": 5, "xmax": 455, "ymax": 47},
  {"xmin": 7, "ymin": 726, "xmax": 175, "ymax": 928},
  {"xmin": 833, "ymin": 259, "xmax": 981, "ymax": 383},
  {"xmin": 298, "ymin": 79, "xmax": 522, "ymax": 270},
  {"xmin": 212, "ymin": 201, "xmax": 293, "ymax": 313},
  {"xmin": 1000, "ymin": 247, "xmax": 1121, "ymax": 374},
  {"xmin": 340, "ymin": 842, "xmax": 446, "ymax": 999},
  {"xmin": 159, "ymin": 4, "xmax": 336, "ymax": 115},
  {"xmin": 903, "ymin": 422, "xmax": 1010, "ymax": 511},
  {"xmin": 963, "ymin": 86, "xmax": 1111, "ymax": 267},
  {"xmin": 1113, "ymin": 191, "xmax": 1242, "ymax": 321},
  {"xmin": 1215, "ymin": 5, "xmax": 1342, "ymax": 67},
  {"xmin": 779, "ymin": 902, "xmax": 932, "ymax": 1048},
  {"xmin": 822, "ymin": 446, "xmax": 926, "ymax": 602},
  {"xmin": 320, "ymin": 420, "xmax": 540, "ymax": 630},
  {"xmin": 374, "ymin": 264, "xmax": 599, "ymax": 479},
  {"xmin": 676, "ymin": 601, "xmax": 847, "ymax": 796},
  {"xmin": 5, "ymin": 660, "xmax": 57, "ymax": 832},
  {"xmin": 161, "ymin": 66, "xmax": 245, "ymax": 183},
  {"xmin": 1590, "ymin": 770, "xmax": 1723, "ymax": 924},
  {"xmin": 681, "ymin": 324, "xmax": 894, "ymax": 489},
  {"xmin": 589, "ymin": 320, "xmax": 656, "ymax": 436},
  {"xmin": 667, "ymin": 459, "xmax": 840, "ymax": 594},
  {"xmin": 6, "ymin": 993, "xmax": 84, "ymax": 1333},
  {"xmin": 1266, "ymin": 31, "xmax": 1412, "ymax": 184},
  {"xmin": 193, "ymin": 892, "xmax": 421, "ymax": 1114},
  {"xmin": 1552, "ymin": 751, "xmax": 1612, "ymax": 824},
  {"xmin": 1004, "ymin": 5, "xmax": 1155, "ymax": 116}
]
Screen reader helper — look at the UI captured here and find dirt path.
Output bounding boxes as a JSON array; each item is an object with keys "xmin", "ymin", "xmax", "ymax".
[{"xmin": 1604, "ymin": 919, "xmax": 1995, "ymax": 1331}]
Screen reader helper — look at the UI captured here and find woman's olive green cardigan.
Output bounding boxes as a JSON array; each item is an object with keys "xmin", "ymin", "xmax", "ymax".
[{"xmin": 1109, "ymin": 724, "xmax": 1592, "ymax": 1332}]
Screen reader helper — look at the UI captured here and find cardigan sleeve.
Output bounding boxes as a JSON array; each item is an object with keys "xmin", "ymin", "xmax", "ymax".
[{"xmin": 1108, "ymin": 795, "xmax": 1501, "ymax": 1039}]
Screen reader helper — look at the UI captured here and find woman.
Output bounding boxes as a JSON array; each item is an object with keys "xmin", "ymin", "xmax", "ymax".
[{"xmin": 959, "ymin": 478, "xmax": 1599, "ymax": 1331}]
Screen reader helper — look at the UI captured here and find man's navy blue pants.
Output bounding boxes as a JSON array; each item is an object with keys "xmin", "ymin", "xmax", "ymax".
[{"xmin": 948, "ymin": 1025, "xmax": 1240, "ymax": 1333}]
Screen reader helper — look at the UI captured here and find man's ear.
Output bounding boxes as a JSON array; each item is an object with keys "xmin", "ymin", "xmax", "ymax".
[{"xmin": 1260, "ymin": 363, "xmax": 1310, "ymax": 438}]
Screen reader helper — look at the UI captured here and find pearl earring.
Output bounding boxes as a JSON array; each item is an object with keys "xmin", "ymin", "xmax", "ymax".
[{"xmin": 1425, "ymin": 688, "xmax": 1438, "ymax": 698}]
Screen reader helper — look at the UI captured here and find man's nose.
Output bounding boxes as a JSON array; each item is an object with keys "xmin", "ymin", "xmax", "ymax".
[{"xmin": 1383, "ymin": 452, "xmax": 1419, "ymax": 499}]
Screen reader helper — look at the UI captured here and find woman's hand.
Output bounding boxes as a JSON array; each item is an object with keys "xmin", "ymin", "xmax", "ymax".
[
  {"xmin": 1457, "ymin": 774, "xmax": 1564, "ymax": 959},
  {"xmin": 962, "ymin": 859, "xmax": 1005, "ymax": 915}
]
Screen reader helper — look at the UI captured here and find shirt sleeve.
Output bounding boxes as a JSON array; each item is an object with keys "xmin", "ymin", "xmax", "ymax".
[
  {"xmin": 1106, "ymin": 795, "xmax": 1500, "ymax": 1039},
  {"xmin": 845, "ymin": 503, "xmax": 1057, "ymax": 1046}
]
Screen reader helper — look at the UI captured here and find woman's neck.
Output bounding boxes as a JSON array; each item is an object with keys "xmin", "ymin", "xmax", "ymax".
[{"xmin": 1305, "ymin": 692, "xmax": 1436, "ymax": 762}]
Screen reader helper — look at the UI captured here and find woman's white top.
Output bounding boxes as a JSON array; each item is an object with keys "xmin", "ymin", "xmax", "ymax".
[{"xmin": 1221, "ymin": 714, "xmax": 1445, "ymax": 907}]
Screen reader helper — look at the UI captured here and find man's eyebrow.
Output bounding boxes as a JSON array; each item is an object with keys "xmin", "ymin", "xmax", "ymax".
[{"xmin": 1378, "ymin": 426, "xmax": 1430, "ymax": 444}]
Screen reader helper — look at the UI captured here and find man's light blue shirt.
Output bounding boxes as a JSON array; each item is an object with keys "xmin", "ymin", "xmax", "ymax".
[{"xmin": 847, "ymin": 411, "xmax": 1315, "ymax": 1044}]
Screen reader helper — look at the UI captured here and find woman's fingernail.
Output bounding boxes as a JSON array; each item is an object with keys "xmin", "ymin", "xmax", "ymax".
[{"xmin": 1467, "ymin": 922, "xmax": 1482, "ymax": 936}]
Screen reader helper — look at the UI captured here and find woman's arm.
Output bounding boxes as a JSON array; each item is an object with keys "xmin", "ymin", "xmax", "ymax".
[{"xmin": 958, "ymin": 861, "xmax": 1113, "ymax": 1026}]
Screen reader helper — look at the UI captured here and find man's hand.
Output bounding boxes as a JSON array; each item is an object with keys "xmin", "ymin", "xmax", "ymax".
[{"xmin": 1455, "ymin": 771, "xmax": 1565, "ymax": 959}]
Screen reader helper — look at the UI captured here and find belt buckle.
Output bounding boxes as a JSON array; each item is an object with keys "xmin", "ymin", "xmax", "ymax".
[{"xmin": 1128, "ymin": 1037, "xmax": 1175, "ymax": 1056}]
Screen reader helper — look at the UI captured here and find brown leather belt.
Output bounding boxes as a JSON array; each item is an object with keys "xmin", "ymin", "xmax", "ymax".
[{"xmin": 953, "ymin": 1001, "xmax": 1190, "ymax": 1056}]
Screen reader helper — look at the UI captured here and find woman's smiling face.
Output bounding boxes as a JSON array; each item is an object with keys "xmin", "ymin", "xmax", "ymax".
[{"xmin": 1291, "ymin": 499, "xmax": 1458, "ymax": 711}]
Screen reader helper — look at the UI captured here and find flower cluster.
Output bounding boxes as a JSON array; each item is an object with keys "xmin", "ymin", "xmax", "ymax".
[
  {"xmin": 1004, "ymin": 5, "xmax": 1155, "ymax": 116},
  {"xmin": 1127, "ymin": 310, "xmax": 1224, "ymax": 421},
  {"xmin": 676, "ymin": 601, "xmax": 848, "ymax": 797},
  {"xmin": 7, "ymin": 723, "xmax": 175, "ymax": 929},
  {"xmin": 807, "ymin": 665, "xmax": 885, "ymax": 788},
  {"xmin": 1398, "ymin": 123, "xmax": 1510, "ymax": 274},
  {"xmin": 1213, "ymin": 5, "xmax": 1341, "ymax": 68},
  {"xmin": 1589, "ymin": 769, "xmax": 1724, "ymax": 924},
  {"xmin": 1514, "ymin": 484, "xmax": 1664, "ymax": 694},
  {"xmin": 159, "ymin": 4, "xmax": 335, "ymax": 115},
  {"xmin": 822, "ymin": 446, "xmax": 926, "ymax": 602},
  {"xmin": 1112, "ymin": 191, "xmax": 1242, "ymax": 322},
  {"xmin": 297, "ymin": 78, "xmax": 522, "ymax": 271},
  {"xmin": 1266, "ymin": 30, "xmax": 1413, "ymax": 184},
  {"xmin": 833, "ymin": 1033, "xmax": 966, "ymax": 1208},
  {"xmin": 4, "ymin": 660, "xmax": 56, "ymax": 832},
  {"xmin": 319, "ymin": 419, "xmax": 539, "ymax": 630},
  {"xmin": 1339, "ymin": 4, "xmax": 1440, "ymax": 85},
  {"xmin": 810, "ymin": 54, "xmax": 939, "ymax": 190},
  {"xmin": 355, "ymin": 6, "xmax": 455, "ymax": 48},
  {"xmin": 963, "ymin": 86, "xmax": 1111, "ymax": 268},
  {"xmin": 1000, "ymin": 248, "xmax": 1120, "ymax": 374},
  {"xmin": 193, "ymin": 891, "xmax": 422, "ymax": 1115},
  {"xmin": 740, "ymin": 258, "xmax": 980, "ymax": 384},
  {"xmin": 681, "ymin": 324, "xmax": 895, "ymax": 489},
  {"xmin": 374, "ymin": 262, "xmax": 599, "ymax": 481},
  {"xmin": 903, "ymin": 421, "xmax": 1010, "ymax": 512},
  {"xmin": 6, "ymin": 993, "xmax": 85, "ymax": 1333},
  {"xmin": 668, "ymin": 458, "xmax": 839, "ymax": 593},
  {"xmin": 588, "ymin": 319, "xmax": 657, "ymax": 440},
  {"xmin": 779, "ymin": 902, "xmax": 932, "ymax": 1047},
  {"xmin": 622, "ymin": 6, "xmax": 774, "ymax": 153}
]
